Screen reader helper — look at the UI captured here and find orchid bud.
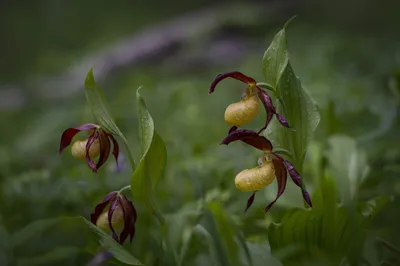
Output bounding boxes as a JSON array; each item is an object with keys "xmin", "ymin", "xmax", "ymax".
[
  {"xmin": 71, "ymin": 138, "xmax": 101, "ymax": 160},
  {"xmin": 96, "ymin": 206, "xmax": 124, "ymax": 232},
  {"xmin": 224, "ymin": 94, "xmax": 260, "ymax": 126},
  {"xmin": 60, "ymin": 123, "xmax": 120, "ymax": 172},
  {"xmin": 91, "ymin": 192, "xmax": 137, "ymax": 244},
  {"xmin": 235, "ymin": 158, "xmax": 275, "ymax": 192}
]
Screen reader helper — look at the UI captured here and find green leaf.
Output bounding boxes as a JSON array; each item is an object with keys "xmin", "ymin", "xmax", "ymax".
[
  {"xmin": 262, "ymin": 16, "xmax": 296, "ymax": 89},
  {"xmin": 207, "ymin": 202, "xmax": 239, "ymax": 266},
  {"xmin": 81, "ymin": 217, "xmax": 144, "ymax": 265},
  {"xmin": 262, "ymin": 29, "xmax": 288, "ymax": 89},
  {"xmin": 84, "ymin": 68, "xmax": 136, "ymax": 170},
  {"xmin": 268, "ymin": 176, "xmax": 366, "ymax": 265},
  {"xmin": 131, "ymin": 88, "xmax": 167, "ymax": 223},
  {"xmin": 326, "ymin": 135, "xmax": 370, "ymax": 204},
  {"xmin": 245, "ymin": 242, "xmax": 282, "ymax": 266},
  {"xmin": 11, "ymin": 218, "xmax": 58, "ymax": 249},
  {"xmin": 20, "ymin": 217, "xmax": 144, "ymax": 265},
  {"xmin": 263, "ymin": 24, "xmax": 320, "ymax": 173},
  {"xmin": 16, "ymin": 246, "xmax": 80, "ymax": 266},
  {"xmin": 237, "ymin": 233, "xmax": 254, "ymax": 266},
  {"xmin": 84, "ymin": 68, "xmax": 123, "ymax": 136},
  {"xmin": 192, "ymin": 224, "xmax": 222, "ymax": 266}
]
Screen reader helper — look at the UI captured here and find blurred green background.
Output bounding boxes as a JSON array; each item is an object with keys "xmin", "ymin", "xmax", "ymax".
[{"xmin": 1, "ymin": 0, "xmax": 400, "ymax": 265}]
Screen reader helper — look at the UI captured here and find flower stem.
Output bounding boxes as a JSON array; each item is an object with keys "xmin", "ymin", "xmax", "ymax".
[
  {"xmin": 121, "ymin": 136, "xmax": 136, "ymax": 171},
  {"xmin": 256, "ymin": 82, "xmax": 275, "ymax": 92},
  {"xmin": 118, "ymin": 185, "xmax": 131, "ymax": 194}
]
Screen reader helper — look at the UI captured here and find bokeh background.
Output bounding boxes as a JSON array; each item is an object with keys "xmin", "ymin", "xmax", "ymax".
[{"xmin": 1, "ymin": 0, "xmax": 400, "ymax": 265}]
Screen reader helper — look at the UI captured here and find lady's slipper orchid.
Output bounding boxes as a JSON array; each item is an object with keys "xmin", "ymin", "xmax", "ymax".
[
  {"xmin": 91, "ymin": 191, "xmax": 137, "ymax": 244},
  {"xmin": 59, "ymin": 123, "xmax": 119, "ymax": 172},
  {"xmin": 220, "ymin": 129, "xmax": 312, "ymax": 213},
  {"xmin": 209, "ymin": 71, "xmax": 292, "ymax": 133}
]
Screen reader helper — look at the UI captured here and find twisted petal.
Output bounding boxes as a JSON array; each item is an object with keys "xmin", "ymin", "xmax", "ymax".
[
  {"xmin": 275, "ymin": 154, "xmax": 312, "ymax": 208},
  {"xmin": 96, "ymin": 132, "xmax": 111, "ymax": 171},
  {"xmin": 107, "ymin": 134, "xmax": 120, "ymax": 171},
  {"xmin": 257, "ymin": 89, "xmax": 275, "ymax": 133},
  {"xmin": 220, "ymin": 129, "xmax": 273, "ymax": 151},
  {"xmin": 108, "ymin": 199, "xmax": 119, "ymax": 242},
  {"xmin": 90, "ymin": 192, "xmax": 117, "ymax": 224},
  {"xmin": 245, "ymin": 191, "xmax": 256, "ymax": 212},
  {"xmin": 275, "ymin": 113, "xmax": 291, "ymax": 128},
  {"xmin": 59, "ymin": 123, "xmax": 97, "ymax": 154},
  {"xmin": 257, "ymin": 88, "xmax": 292, "ymax": 133},
  {"xmin": 264, "ymin": 158, "xmax": 287, "ymax": 213},
  {"xmin": 86, "ymin": 131, "xmax": 100, "ymax": 172},
  {"xmin": 118, "ymin": 195, "xmax": 137, "ymax": 244},
  {"xmin": 209, "ymin": 71, "xmax": 256, "ymax": 94}
]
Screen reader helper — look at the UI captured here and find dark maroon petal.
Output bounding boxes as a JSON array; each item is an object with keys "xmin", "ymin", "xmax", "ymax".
[
  {"xmin": 95, "ymin": 132, "xmax": 111, "ymax": 171},
  {"xmin": 118, "ymin": 195, "xmax": 136, "ymax": 244},
  {"xmin": 130, "ymin": 200, "xmax": 137, "ymax": 223},
  {"xmin": 90, "ymin": 192, "xmax": 117, "ymax": 224},
  {"xmin": 220, "ymin": 129, "xmax": 273, "ymax": 151},
  {"xmin": 257, "ymin": 89, "xmax": 275, "ymax": 133},
  {"xmin": 129, "ymin": 226, "xmax": 136, "ymax": 243},
  {"xmin": 275, "ymin": 113, "xmax": 292, "ymax": 129},
  {"xmin": 209, "ymin": 71, "xmax": 256, "ymax": 94},
  {"xmin": 108, "ymin": 199, "xmax": 119, "ymax": 242},
  {"xmin": 228, "ymin": 126, "xmax": 238, "ymax": 134},
  {"xmin": 107, "ymin": 134, "xmax": 120, "ymax": 171},
  {"xmin": 245, "ymin": 191, "xmax": 257, "ymax": 212},
  {"xmin": 128, "ymin": 200, "xmax": 137, "ymax": 242},
  {"xmin": 59, "ymin": 123, "xmax": 98, "ymax": 154},
  {"xmin": 276, "ymin": 155, "xmax": 312, "ymax": 208},
  {"xmin": 264, "ymin": 159, "xmax": 287, "ymax": 213},
  {"xmin": 281, "ymin": 159, "xmax": 302, "ymax": 188},
  {"xmin": 302, "ymin": 189, "xmax": 312, "ymax": 207},
  {"xmin": 86, "ymin": 131, "xmax": 100, "ymax": 172},
  {"xmin": 256, "ymin": 88, "xmax": 292, "ymax": 132}
]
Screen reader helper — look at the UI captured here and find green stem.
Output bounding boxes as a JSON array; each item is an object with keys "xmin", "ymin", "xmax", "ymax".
[
  {"xmin": 256, "ymin": 82, "xmax": 275, "ymax": 92},
  {"xmin": 118, "ymin": 185, "xmax": 131, "ymax": 194},
  {"xmin": 273, "ymin": 148, "xmax": 293, "ymax": 159},
  {"xmin": 121, "ymin": 136, "xmax": 136, "ymax": 171}
]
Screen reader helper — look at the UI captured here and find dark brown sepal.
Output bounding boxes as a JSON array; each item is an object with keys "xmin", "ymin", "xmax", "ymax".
[
  {"xmin": 245, "ymin": 191, "xmax": 257, "ymax": 212},
  {"xmin": 220, "ymin": 129, "xmax": 273, "ymax": 151},
  {"xmin": 209, "ymin": 71, "xmax": 256, "ymax": 94},
  {"xmin": 59, "ymin": 123, "xmax": 98, "ymax": 154}
]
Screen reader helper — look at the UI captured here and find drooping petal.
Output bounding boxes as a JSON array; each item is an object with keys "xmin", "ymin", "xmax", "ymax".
[
  {"xmin": 59, "ymin": 123, "xmax": 98, "ymax": 154},
  {"xmin": 275, "ymin": 155, "xmax": 312, "ymax": 208},
  {"xmin": 129, "ymin": 201, "xmax": 137, "ymax": 242},
  {"xmin": 245, "ymin": 191, "xmax": 257, "ymax": 212},
  {"xmin": 220, "ymin": 129, "xmax": 273, "ymax": 151},
  {"xmin": 108, "ymin": 199, "xmax": 119, "ymax": 242},
  {"xmin": 90, "ymin": 192, "xmax": 117, "ymax": 224},
  {"xmin": 118, "ymin": 195, "xmax": 136, "ymax": 244},
  {"xmin": 95, "ymin": 131, "xmax": 111, "ymax": 171},
  {"xmin": 128, "ymin": 200, "xmax": 137, "ymax": 242},
  {"xmin": 264, "ymin": 158, "xmax": 287, "ymax": 213},
  {"xmin": 257, "ymin": 89, "xmax": 275, "ymax": 133},
  {"xmin": 107, "ymin": 133, "xmax": 120, "ymax": 171},
  {"xmin": 256, "ymin": 88, "xmax": 292, "ymax": 133},
  {"xmin": 275, "ymin": 113, "xmax": 291, "ymax": 128},
  {"xmin": 209, "ymin": 71, "xmax": 256, "ymax": 94},
  {"xmin": 86, "ymin": 131, "xmax": 100, "ymax": 172},
  {"xmin": 302, "ymin": 189, "xmax": 312, "ymax": 207}
]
